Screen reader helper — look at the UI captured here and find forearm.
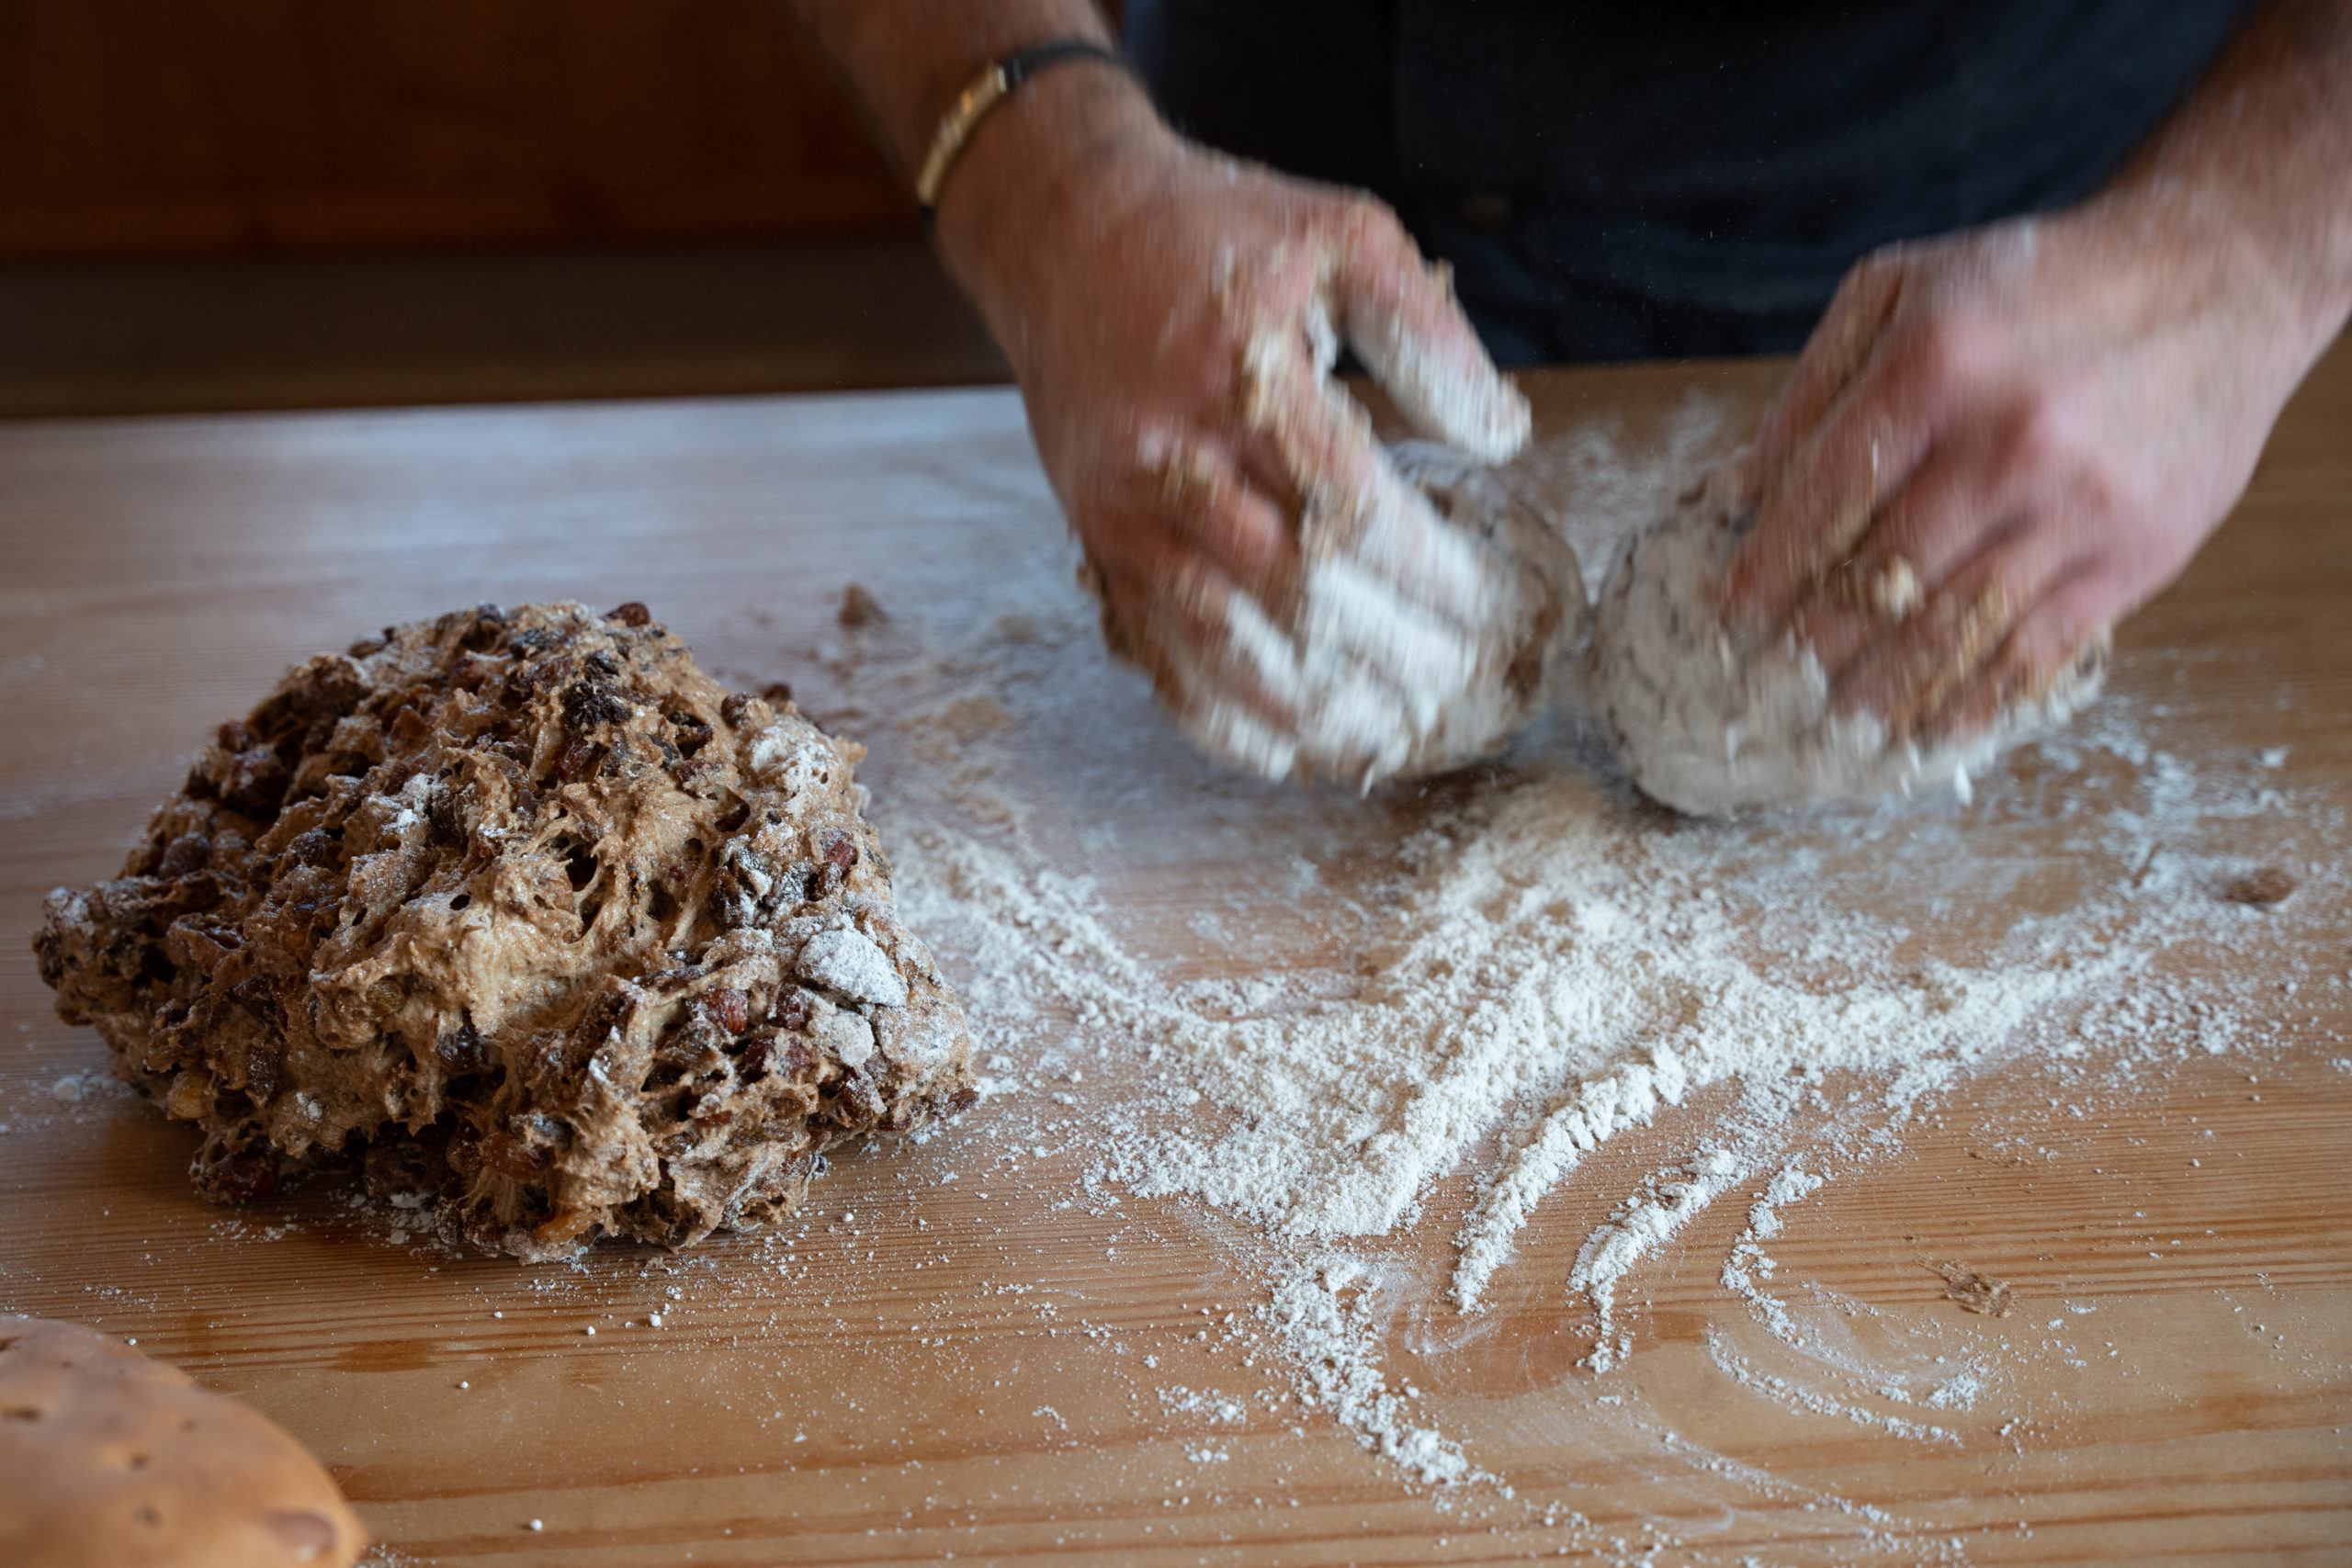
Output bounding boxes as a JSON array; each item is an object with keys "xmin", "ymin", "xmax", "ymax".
[
  {"xmin": 781, "ymin": 0, "xmax": 1161, "ymax": 322},
  {"xmin": 2105, "ymin": 0, "xmax": 2352, "ymax": 347}
]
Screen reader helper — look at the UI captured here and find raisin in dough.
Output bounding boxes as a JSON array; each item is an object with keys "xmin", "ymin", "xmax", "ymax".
[
  {"xmin": 35, "ymin": 603, "xmax": 974, "ymax": 1260},
  {"xmin": 1589, "ymin": 468, "xmax": 2109, "ymax": 816},
  {"xmin": 0, "ymin": 1315, "xmax": 365, "ymax": 1568}
]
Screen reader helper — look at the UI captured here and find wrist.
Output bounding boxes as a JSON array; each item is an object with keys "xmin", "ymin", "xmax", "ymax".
[
  {"xmin": 929, "ymin": 63, "xmax": 1175, "ymax": 346},
  {"xmin": 2094, "ymin": 111, "xmax": 2352, "ymax": 368},
  {"xmin": 2078, "ymin": 175, "xmax": 2351, "ymax": 379}
]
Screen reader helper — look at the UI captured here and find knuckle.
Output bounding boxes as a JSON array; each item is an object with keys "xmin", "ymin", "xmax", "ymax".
[
  {"xmin": 1332, "ymin": 193, "xmax": 1409, "ymax": 255},
  {"xmin": 1982, "ymin": 552, "xmax": 2036, "ymax": 615},
  {"xmin": 1348, "ymin": 190, "xmax": 1404, "ymax": 233},
  {"xmin": 1839, "ymin": 243, "xmax": 1900, "ymax": 295},
  {"xmin": 2000, "ymin": 393, "xmax": 2073, "ymax": 473},
  {"xmin": 2022, "ymin": 602, "xmax": 2089, "ymax": 671},
  {"xmin": 2068, "ymin": 462, "xmax": 2132, "ymax": 523},
  {"xmin": 2018, "ymin": 395, "xmax": 2071, "ymax": 462},
  {"xmin": 1901, "ymin": 312, "xmax": 1977, "ymax": 390}
]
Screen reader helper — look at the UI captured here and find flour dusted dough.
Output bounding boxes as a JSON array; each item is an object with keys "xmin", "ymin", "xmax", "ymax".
[
  {"xmin": 1134, "ymin": 441, "xmax": 1586, "ymax": 790},
  {"xmin": 0, "ymin": 1315, "xmax": 365, "ymax": 1568},
  {"xmin": 35, "ymin": 603, "xmax": 973, "ymax": 1260},
  {"xmin": 1376, "ymin": 441, "xmax": 1588, "ymax": 775},
  {"xmin": 1590, "ymin": 468, "xmax": 2109, "ymax": 816}
]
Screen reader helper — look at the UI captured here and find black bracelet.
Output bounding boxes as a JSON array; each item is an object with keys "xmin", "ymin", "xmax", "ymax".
[{"xmin": 914, "ymin": 40, "xmax": 1129, "ymax": 223}]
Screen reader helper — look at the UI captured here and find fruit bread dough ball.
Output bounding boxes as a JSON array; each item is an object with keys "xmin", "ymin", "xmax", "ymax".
[
  {"xmin": 1589, "ymin": 467, "xmax": 2109, "ymax": 816},
  {"xmin": 35, "ymin": 602, "xmax": 974, "ymax": 1260},
  {"xmin": 1385, "ymin": 440, "xmax": 1589, "ymax": 774},
  {"xmin": 0, "ymin": 1315, "xmax": 365, "ymax": 1568}
]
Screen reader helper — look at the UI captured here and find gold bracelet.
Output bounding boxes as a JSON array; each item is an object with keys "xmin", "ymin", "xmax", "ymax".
[{"xmin": 914, "ymin": 40, "xmax": 1127, "ymax": 222}]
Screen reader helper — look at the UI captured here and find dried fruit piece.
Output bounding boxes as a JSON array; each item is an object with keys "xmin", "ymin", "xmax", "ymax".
[
  {"xmin": 2220, "ymin": 867, "xmax": 2297, "ymax": 907},
  {"xmin": 1928, "ymin": 1259, "xmax": 2015, "ymax": 1316},
  {"xmin": 698, "ymin": 986, "xmax": 752, "ymax": 1035}
]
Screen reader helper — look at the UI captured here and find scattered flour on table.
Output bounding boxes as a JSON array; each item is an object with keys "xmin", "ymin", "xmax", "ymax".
[
  {"xmin": 29, "ymin": 400, "xmax": 2336, "ymax": 1554},
  {"xmin": 814, "ymin": 401, "xmax": 2345, "ymax": 1499},
  {"xmin": 1720, "ymin": 1161, "xmax": 1828, "ymax": 1349},
  {"xmin": 1704, "ymin": 1156, "xmax": 2017, "ymax": 1451}
]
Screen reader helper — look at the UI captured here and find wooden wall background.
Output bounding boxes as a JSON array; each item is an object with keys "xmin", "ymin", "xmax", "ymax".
[{"xmin": 0, "ymin": 0, "xmax": 935, "ymax": 257}]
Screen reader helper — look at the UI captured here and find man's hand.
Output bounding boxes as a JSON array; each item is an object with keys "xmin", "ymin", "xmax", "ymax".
[
  {"xmin": 780, "ymin": 0, "xmax": 1548, "ymax": 783},
  {"xmin": 934, "ymin": 69, "xmax": 1537, "ymax": 781},
  {"xmin": 1722, "ymin": 0, "xmax": 2352, "ymax": 745},
  {"xmin": 1721, "ymin": 200, "xmax": 2310, "ymax": 738}
]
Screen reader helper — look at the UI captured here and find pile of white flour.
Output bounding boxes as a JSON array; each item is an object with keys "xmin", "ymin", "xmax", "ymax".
[{"xmin": 808, "ymin": 396, "xmax": 2342, "ymax": 1496}]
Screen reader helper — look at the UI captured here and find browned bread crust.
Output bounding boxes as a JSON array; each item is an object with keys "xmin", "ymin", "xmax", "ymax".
[{"xmin": 0, "ymin": 1314, "xmax": 366, "ymax": 1568}]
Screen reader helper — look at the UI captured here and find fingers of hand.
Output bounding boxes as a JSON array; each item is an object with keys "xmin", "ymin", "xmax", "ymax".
[
  {"xmin": 1829, "ymin": 578, "xmax": 2022, "ymax": 741},
  {"xmin": 1233, "ymin": 347, "xmax": 1500, "ymax": 626},
  {"xmin": 1747, "ymin": 254, "xmax": 1905, "ymax": 474},
  {"xmin": 1108, "ymin": 203, "xmax": 1544, "ymax": 781},
  {"xmin": 1326, "ymin": 202, "xmax": 1531, "ymax": 462},
  {"xmin": 1782, "ymin": 433, "xmax": 2034, "ymax": 680},
  {"xmin": 1118, "ymin": 423, "xmax": 1306, "ymax": 614},
  {"xmin": 1784, "ymin": 547, "xmax": 1940, "ymax": 685},
  {"xmin": 1832, "ymin": 523, "xmax": 2089, "ymax": 739},
  {"xmin": 1216, "ymin": 213, "xmax": 1523, "ymax": 630},
  {"xmin": 1723, "ymin": 427, "xmax": 1904, "ymax": 635},
  {"xmin": 1342, "ymin": 455, "xmax": 1517, "ymax": 631},
  {"xmin": 1091, "ymin": 542, "xmax": 1304, "ymax": 739},
  {"xmin": 1163, "ymin": 562, "xmax": 1477, "ymax": 784},
  {"xmin": 1160, "ymin": 501, "xmax": 1524, "ymax": 783},
  {"xmin": 1085, "ymin": 480, "xmax": 1493, "ymax": 784},
  {"xmin": 1726, "ymin": 384, "xmax": 1942, "ymax": 631},
  {"xmin": 1295, "ymin": 554, "xmax": 1482, "ymax": 730},
  {"xmin": 1917, "ymin": 579, "xmax": 2113, "ymax": 744},
  {"xmin": 1724, "ymin": 277, "xmax": 1940, "ymax": 628}
]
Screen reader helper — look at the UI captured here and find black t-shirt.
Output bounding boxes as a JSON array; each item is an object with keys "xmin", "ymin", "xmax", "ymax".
[{"xmin": 1126, "ymin": 0, "xmax": 2252, "ymax": 361}]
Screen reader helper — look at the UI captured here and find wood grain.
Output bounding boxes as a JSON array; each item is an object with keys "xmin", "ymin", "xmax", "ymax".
[
  {"xmin": 0, "ymin": 237, "xmax": 1009, "ymax": 419},
  {"xmin": 0, "ymin": 346, "xmax": 2346, "ymax": 1563},
  {"xmin": 0, "ymin": 0, "xmax": 911, "ymax": 256}
]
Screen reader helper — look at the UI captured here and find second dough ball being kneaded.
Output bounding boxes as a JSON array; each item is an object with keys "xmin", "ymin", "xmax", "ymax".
[{"xmin": 1589, "ymin": 466, "xmax": 2109, "ymax": 817}]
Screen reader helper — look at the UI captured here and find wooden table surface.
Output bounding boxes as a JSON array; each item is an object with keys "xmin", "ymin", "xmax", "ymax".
[{"xmin": 1, "ymin": 346, "xmax": 2346, "ymax": 1566}]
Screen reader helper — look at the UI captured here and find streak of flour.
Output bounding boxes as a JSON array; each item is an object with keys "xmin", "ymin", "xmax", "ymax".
[
  {"xmin": 1704, "ymin": 1159, "xmax": 2011, "ymax": 1450},
  {"xmin": 818, "ymin": 400, "xmax": 2343, "ymax": 1516}
]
